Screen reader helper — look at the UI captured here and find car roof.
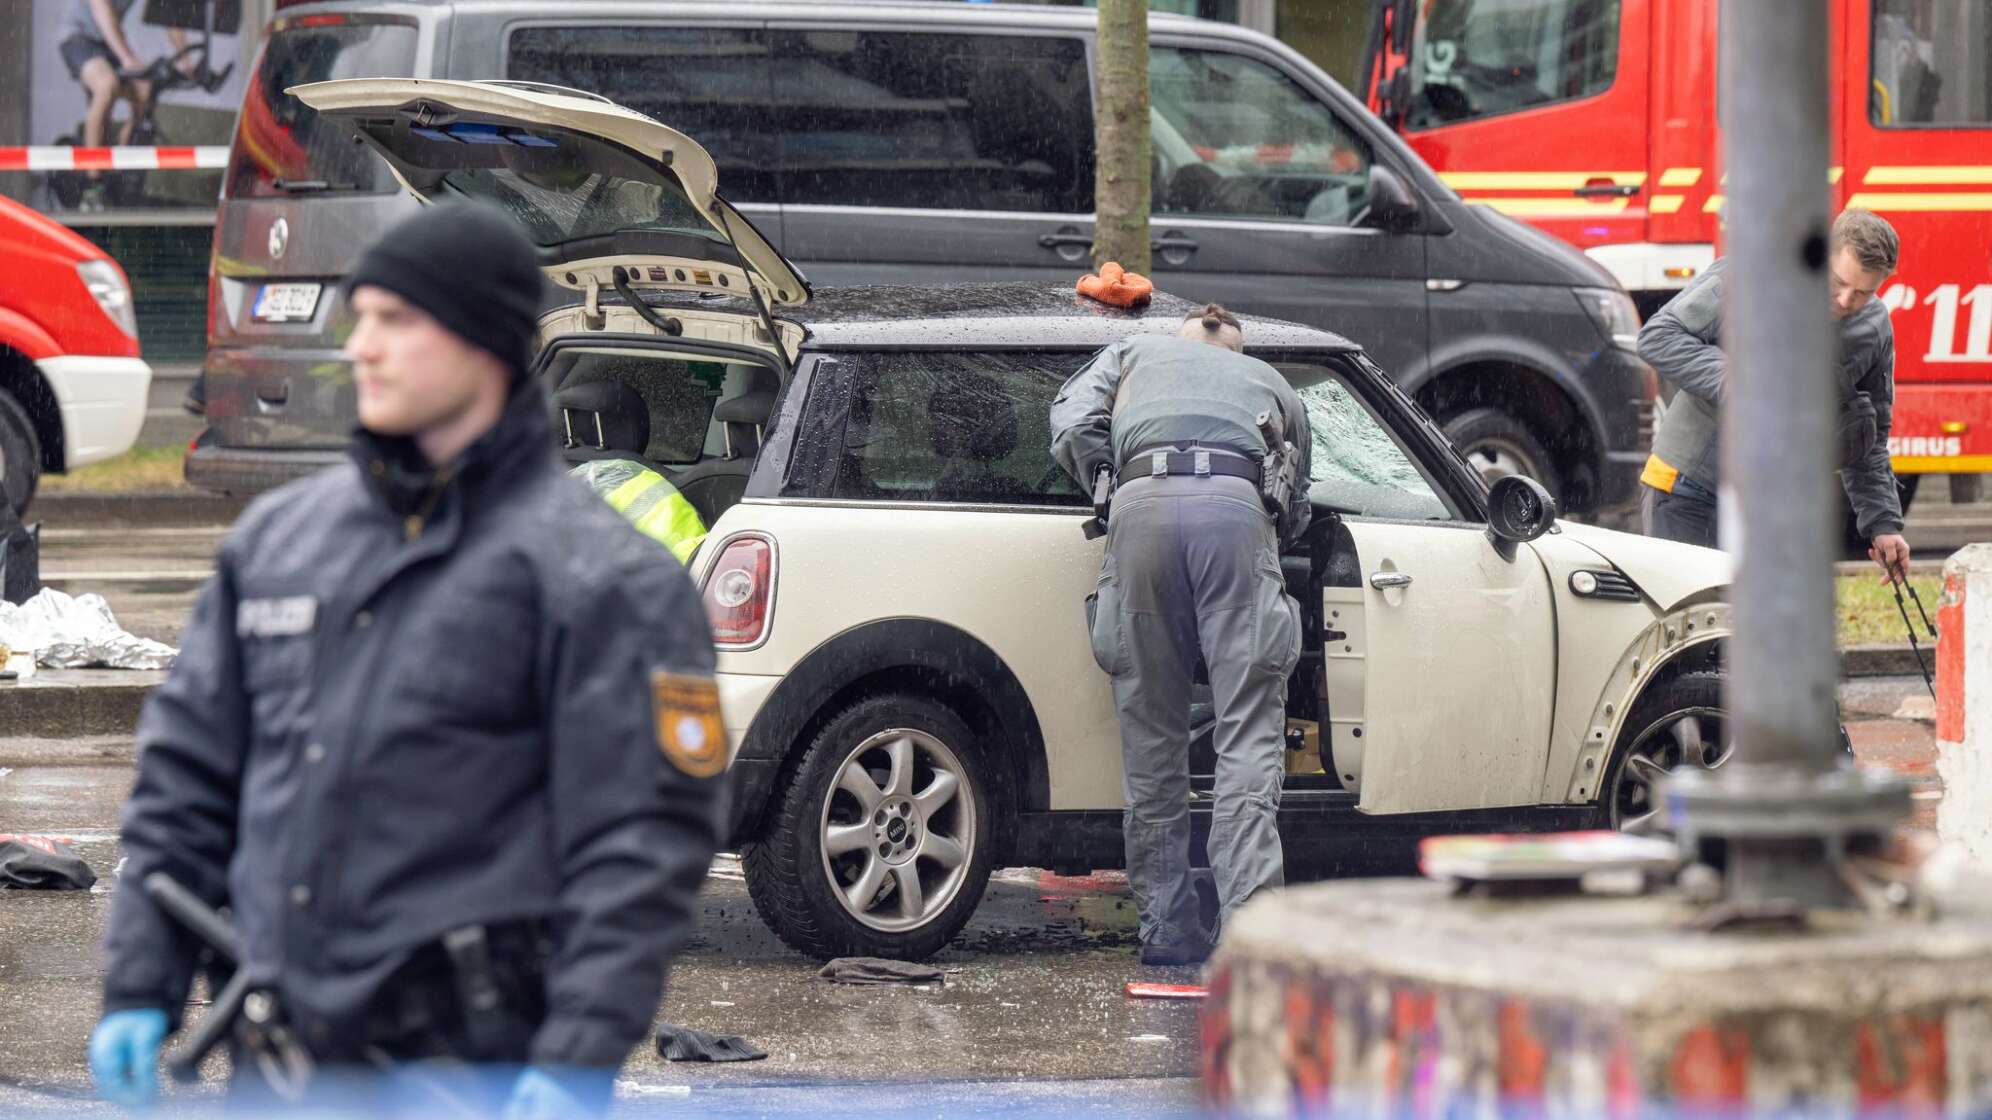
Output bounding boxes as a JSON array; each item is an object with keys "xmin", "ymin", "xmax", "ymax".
[{"xmin": 776, "ymin": 284, "xmax": 1363, "ymax": 354}]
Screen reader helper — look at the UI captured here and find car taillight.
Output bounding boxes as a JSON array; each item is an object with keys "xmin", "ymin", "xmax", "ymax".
[{"xmin": 702, "ymin": 535, "xmax": 773, "ymax": 647}]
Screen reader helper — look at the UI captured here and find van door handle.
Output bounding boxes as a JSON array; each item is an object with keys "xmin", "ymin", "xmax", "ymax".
[
  {"xmin": 254, "ymin": 383, "xmax": 290, "ymax": 407},
  {"xmin": 1037, "ymin": 232, "xmax": 1095, "ymax": 249},
  {"xmin": 1152, "ymin": 233, "xmax": 1199, "ymax": 255},
  {"xmin": 1573, "ymin": 182, "xmax": 1639, "ymax": 199},
  {"xmin": 1369, "ymin": 571, "xmax": 1413, "ymax": 590}
]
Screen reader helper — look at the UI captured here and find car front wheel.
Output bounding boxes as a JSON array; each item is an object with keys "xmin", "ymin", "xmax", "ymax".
[
  {"xmin": 742, "ymin": 693, "xmax": 997, "ymax": 960},
  {"xmin": 1604, "ymin": 670, "xmax": 1732, "ymax": 834}
]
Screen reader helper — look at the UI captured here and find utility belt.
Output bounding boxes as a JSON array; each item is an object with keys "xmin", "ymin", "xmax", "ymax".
[
  {"xmin": 1083, "ymin": 443, "xmax": 1259, "ymax": 541},
  {"xmin": 1116, "ymin": 444, "xmax": 1263, "ymax": 488}
]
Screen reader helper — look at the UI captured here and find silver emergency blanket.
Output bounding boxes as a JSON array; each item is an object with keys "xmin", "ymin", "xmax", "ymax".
[{"xmin": 0, "ymin": 587, "xmax": 177, "ymax": 670}]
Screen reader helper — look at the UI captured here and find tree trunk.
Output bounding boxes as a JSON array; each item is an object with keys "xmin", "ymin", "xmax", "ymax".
[{"xmin": 1093, "ymin": 0, "xmax": 1152, "ymax": 275}]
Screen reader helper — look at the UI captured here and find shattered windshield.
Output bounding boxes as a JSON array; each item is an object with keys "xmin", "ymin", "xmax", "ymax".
[{"xmin": 1283, "ymin": 367, "xmax": 1451, "ymax": 520}]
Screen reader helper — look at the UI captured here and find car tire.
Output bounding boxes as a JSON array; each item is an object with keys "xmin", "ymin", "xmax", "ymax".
[
  {"xmin": 0, "ymin": 391, "xmax": 42, "ymax": 519},
  {"xmin": 1443, "ymin": 408, "xmax": 1563, "ymax": 506},
  {"xmin": 742, "ymin": 693, "xmax": 999, "ymax": 961},
  {"xmin": 1601, "ymin": 670, "xmax": 1730, "ymax": 834}
]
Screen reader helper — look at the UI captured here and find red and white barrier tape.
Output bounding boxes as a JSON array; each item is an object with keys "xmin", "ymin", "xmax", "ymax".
[{"xmin": 0, "ymin": 146, "xmax": 230, "ymax": 172}]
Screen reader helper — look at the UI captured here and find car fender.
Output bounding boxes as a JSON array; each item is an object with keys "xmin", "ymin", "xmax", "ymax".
[
  {"xmin": 730, "ymin": 616, "xmax": 1050, "ymax": 835},
  {"xmin": 1555, "ymin": 601, "xmax": 1731, "ymax": 805},
  {"xmin": 1554, "ymin": 521, "xmax": 1734, "ymax": 613},
  {"xmin": 1530, "ymin": 526, "xmax": 1732, "ymax": 805}
]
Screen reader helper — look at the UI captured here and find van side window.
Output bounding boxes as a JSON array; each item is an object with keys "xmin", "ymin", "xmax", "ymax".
[
  {"xmin": 1151, "ymin": 48, "xmax": 1376, "ymax": 227},
  {"xmin": 1403, "ymin": 0, "xmax": 1622, "ymax": 129},
  {"xmin": 833, "ymin": 352, "xmax": 1089, "ymax": 506},
  {"xmin": 774, "ymin": 32, "xmax": 1095, "ymax": 213},
  {"xmin": 507, "ymin": 26, "xmax": 779, "ymax": 203},
  {"xmin": 1870, "ymin": 0, "xmax": 1992, "ymax": 127}
]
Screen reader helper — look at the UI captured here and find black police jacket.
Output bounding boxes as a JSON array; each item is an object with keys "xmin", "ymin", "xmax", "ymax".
[{"xmin": 101, "ymin": 383, "xmax": 723, "ymax": 1070}]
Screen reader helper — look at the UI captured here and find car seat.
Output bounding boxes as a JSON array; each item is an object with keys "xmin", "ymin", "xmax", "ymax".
[
  {"xmin": 672, "ymin": 378, "xmax": 777, "ymax": 527},
  {"xmin": 552, "ymin": 380, "xmax": 654, "ymax": 466},
  {"xmin": 928, "ymin": 371, "xmax": 1026, "ymax": 503}
]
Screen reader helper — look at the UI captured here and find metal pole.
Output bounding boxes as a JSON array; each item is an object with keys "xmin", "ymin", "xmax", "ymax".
[
  {"xmin": 1719, "ymin": 0, "xmax": 1837, "ymax": 766},
  {"xmin": 1667, "ymin": 0, "xmax": 1911, "ymax": 915}
]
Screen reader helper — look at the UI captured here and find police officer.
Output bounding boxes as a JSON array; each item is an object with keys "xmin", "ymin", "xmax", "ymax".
[
  {"xmin": 1639, "ymin": 207, "xmax": 1912, "ymax": 580},
  {"xmin": 88, "ymin": 202, "xmax": 724, "ymax": 1116},
  {"xmin": 1050, "ymin": 304, "xmax": 1311, "ymax": 966}
]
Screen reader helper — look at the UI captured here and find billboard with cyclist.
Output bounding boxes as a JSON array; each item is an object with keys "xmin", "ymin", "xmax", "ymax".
[{"xmin": 20, "ymin": 0, "xmax": 247, "ymax": 214}]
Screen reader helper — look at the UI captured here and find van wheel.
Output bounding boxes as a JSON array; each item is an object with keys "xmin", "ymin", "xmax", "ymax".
[
  {"xmin": 1443, "ymin": 408, "xmax": 1562, "ymax": 504},
  {"xmin": 742, "ymin": 694, "xmax": 997, "ymax": 960},
  {"xmin": 0, "ymin": 391, "xmax": 42, "ymax": 518}
]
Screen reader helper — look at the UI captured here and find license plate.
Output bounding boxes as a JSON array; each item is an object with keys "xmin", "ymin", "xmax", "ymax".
[{"xmin": 253, "ymin": 282, "xmax": 322, "ymax": 323}]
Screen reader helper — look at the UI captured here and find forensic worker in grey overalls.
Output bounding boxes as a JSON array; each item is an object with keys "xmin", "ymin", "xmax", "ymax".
[{"xmin": 1050, "ymin": 303, "xmax": 1312, "ymax": 966}]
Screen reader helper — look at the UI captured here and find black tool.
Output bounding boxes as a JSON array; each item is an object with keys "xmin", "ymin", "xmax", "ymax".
[
  {"xmin": 1888, "ymin": 571, "xmax": 1938, "ymax": 700},
  {"xmin": 142, "ymin": 873, "xmax": 479, "ymax": 1116},
  {"xmin": 1082, "ymin": 465, "xmax": 1112, "ymax": 541}
]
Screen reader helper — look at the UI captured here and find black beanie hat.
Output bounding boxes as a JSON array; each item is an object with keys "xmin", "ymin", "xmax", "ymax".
[{"xmin": 346, "ymin": 201, "xmax": 546, "ymax": 382}]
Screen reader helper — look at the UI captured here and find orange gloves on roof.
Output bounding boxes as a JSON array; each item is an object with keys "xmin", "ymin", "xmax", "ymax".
[{"xmin": 1076, "ymin": 261, "xmax": 1153, "ymax": 308}]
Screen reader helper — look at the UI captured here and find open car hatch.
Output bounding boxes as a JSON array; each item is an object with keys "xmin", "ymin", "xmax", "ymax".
[{"xmin": 289, "ymin": 78, "xmax": 809, "ymax": 310}]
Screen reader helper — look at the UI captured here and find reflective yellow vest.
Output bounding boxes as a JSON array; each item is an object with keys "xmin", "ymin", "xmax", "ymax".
[{"xmin": 569, "ymin": 459, "xmax": 708, "ymax": 564}]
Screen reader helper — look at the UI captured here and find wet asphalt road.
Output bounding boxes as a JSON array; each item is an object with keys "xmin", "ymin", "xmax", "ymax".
[
  {"xmin": 0, "ymin": 757, "xmax": 1205, "ymax": 1119},
  {"xmin": 2, "ymin": 505, "xmax": 1951, "ymax": 1115}
]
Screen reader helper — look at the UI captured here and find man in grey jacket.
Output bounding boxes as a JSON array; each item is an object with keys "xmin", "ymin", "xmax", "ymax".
[
  {"xmin": 1050, "ymin": 304, "xmax": 1312, "ymax": 966},
  {"xmin": 1636, "ymin": 207, "xmax": 1911, "ymax": 579}
]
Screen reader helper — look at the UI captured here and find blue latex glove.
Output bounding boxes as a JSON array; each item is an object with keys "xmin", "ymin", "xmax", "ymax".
[
  {"xmin": 501, "ymin": 1066, "xmax": 614, "ymax": 1120},
  {"xmin": 89, "ymin": 1008, "xmax": 169, "ymax": 1111}
]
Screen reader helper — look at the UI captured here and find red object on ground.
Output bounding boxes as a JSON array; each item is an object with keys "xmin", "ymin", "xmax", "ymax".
[
  {"xmin": 1077, "ymin": 261, "xmax": 1154, "ymax": 309},
  {"xmin": 1126, "ymin": 982, "xmax": 1207, "ymax": 1000}
]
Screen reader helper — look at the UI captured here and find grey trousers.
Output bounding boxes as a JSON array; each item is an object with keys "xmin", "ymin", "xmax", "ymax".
[{"xmin": 1088, "ymin": 475, "xmax": 1301, "ymax": 947}]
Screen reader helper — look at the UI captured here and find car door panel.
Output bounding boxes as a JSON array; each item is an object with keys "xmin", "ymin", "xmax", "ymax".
[{"xmin": 1338, "ymin": 519, "xmax": 1556, "ymax": 813}]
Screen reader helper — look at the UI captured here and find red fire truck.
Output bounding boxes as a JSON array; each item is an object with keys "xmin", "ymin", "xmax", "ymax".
[{"xmin": 1362, "ymin": 0, "xmax": 1992, "ymax": 504}]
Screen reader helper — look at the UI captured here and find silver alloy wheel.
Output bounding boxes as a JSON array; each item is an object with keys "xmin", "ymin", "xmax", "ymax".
[
  {"xmin": 1460, "ymin": 437, "xmax": 1537, "ymax": 488},
  {"xmin": 1610, "ymin": 706, "xmax": 1732, "ymax": 834},
  {"xmin": 819, "ymin": 728, "xmax": 975, "ymax": 933}
]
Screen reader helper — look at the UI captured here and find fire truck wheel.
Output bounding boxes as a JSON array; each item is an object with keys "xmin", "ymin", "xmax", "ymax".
[{"xmin": 1443, "ymin": 408, "xmax": 1562, "ymax": 506}]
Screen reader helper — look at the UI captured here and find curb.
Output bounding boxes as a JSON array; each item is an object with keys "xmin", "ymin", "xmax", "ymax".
[
  {"xmin": 0, "ymin": 736, "xmax": 135, "ymax": 767},
  {"xmin": 27, "ymin": 491, "xmax": 246, "ymax": 529},
  {"xmin": 1841, "ymin": 643, "xmax": 1934, "ymax": 679},
  {"xmin": 0, "ymin": 672, "xmax": 163, "ymax": 740}
]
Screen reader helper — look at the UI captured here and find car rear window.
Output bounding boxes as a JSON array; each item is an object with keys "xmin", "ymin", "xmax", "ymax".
[
  {"xmin": 546, "ymin": 349, "xmax": 731, "ymax": 465},
  {"xmin": 227, "ymin": 15, "xmax": 419, "ymax": 198}
]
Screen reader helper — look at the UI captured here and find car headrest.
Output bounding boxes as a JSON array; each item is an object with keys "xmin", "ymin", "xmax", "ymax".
[
  {"xmin": 715, "ymin": 390, "xmax": 776, "ymax": 429},
  {"xmin": 928, "ymin": 371, "xmax": 1018, "ymax": 463},
  {"xmin": 553, "ymin": 380, "xmax": 649, "ymax": 455}
]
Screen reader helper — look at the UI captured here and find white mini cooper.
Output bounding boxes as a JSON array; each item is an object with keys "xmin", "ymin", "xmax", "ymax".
[{"xmin": 299, "ymin": 79, "xmax": 1735, "ymax": 960}]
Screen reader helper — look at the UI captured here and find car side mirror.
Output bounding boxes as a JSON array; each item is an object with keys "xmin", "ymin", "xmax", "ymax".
[
  {"xmin": 1363, "ymin": 165, "xmax": 1420, "ymax": 233},
  {"xmin": 1485, "ymin": 475, "xmax": 1557, "ymax": 561}
]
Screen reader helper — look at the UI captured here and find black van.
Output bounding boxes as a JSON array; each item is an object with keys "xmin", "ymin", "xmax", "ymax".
[{"xmin": 194, "ymin": 0, "xmax": 1652, "ymax": 514}]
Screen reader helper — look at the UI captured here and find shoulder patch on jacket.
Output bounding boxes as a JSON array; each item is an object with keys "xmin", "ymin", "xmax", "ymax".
[{"xmin": 652, "ymin": 671, "xmax": 726, "ymax": 778}]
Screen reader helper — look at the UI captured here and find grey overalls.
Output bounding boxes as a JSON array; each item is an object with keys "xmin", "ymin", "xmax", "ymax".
[{"xmin": 1050, "ymin": 333, "xmax": 1313, "ymax": 948}]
